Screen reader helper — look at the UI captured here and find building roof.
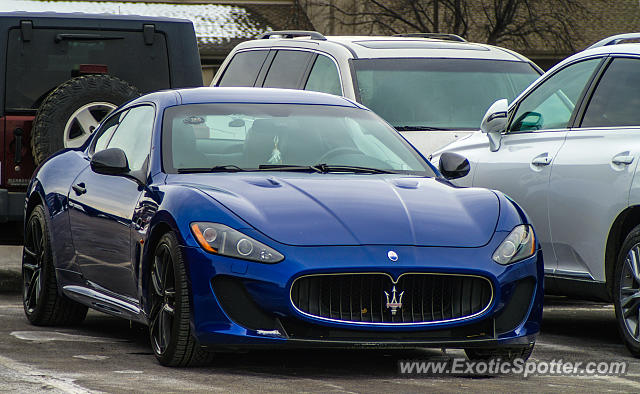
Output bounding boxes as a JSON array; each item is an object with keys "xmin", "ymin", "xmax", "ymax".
[{"xmin": 0, "ymin": 0, "xmax": 313, "ymax": 57}]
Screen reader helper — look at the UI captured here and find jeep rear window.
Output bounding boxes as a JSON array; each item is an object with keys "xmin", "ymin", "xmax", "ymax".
[{"xmin": 5, "ymin": 28, "xmax": 170, "ymax": 111}]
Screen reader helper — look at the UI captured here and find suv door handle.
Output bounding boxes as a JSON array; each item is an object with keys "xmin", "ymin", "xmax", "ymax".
[
  {"xmin": 72, "ymin": 183, "xmax": 86, "ymax": 195},
  {"xmin": 612, "ymin": 154, "xmax": 634, "ymax": 165},
  {"xmin": 531, "ymin": 155, "xmax": 552, "ymax": 166}
]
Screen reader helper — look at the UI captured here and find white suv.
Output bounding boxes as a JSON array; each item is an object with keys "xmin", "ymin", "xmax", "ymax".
[
  {"xmin": 210, "ymin": 31, "xmax": 541, "ymax": 154},
  {"xmin": 432, "ymin": 33, "xmax": 640, "ymax": 356}
]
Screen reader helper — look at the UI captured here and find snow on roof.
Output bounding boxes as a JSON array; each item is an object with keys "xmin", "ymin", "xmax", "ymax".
[{"xmin": 0, "ymin": 0, "xmax": 271, "ymax": 44}]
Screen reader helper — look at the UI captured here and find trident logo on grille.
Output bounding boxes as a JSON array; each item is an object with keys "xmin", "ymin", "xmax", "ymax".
[{"xmin": 384, "ymin": 286, "xmax": 404, "ymax": 315}]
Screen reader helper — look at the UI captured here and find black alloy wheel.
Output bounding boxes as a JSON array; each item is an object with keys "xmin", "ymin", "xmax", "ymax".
[
  {"xmin": 148, "ymin": 232, "xmax": 214, "ymax": 367},
  {"xmin": 22, "ymin": 205, "xmax": 87, "ymax": 325},
  {"xmin": 22, "ymin": 209, "xmax": 45, "ymax": 316},
  {"xmin": 150, "ymin": 242, "xmax": 177, "ymax": 356}
]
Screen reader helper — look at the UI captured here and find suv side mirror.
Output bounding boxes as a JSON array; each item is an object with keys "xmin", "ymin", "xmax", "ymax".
[
  {"xmin": 91, "ymin": 148, "xmax": 129, "ymax": 175},
  {"xmin": 481, "ymin": 99, "xmax": 508, "ymax": 152},
  {"xmin": 438, "ymin": 151, "xmax": 470, "ymax": 180}
]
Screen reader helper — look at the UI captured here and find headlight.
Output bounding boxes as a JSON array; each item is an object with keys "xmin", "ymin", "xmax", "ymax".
[
  {"xmin": 492, "ymin": 225, "xmax": 536, "ymax": 265},
  {"xmin": 190, "ymin": 222, "xmax": 284, "ymax": 263}
]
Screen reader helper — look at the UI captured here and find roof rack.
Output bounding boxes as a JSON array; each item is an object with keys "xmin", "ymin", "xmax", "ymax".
[
  {"xmin": 393, "ymin": 33, "xmax": 466, "ymax": 42},
  {"xmin": 259, "ymin": 30, "xmax": 327, "ymax": 41},
  {"xmin": 588, "ymin": 33, "xmax": 640, "ymax": 49}
]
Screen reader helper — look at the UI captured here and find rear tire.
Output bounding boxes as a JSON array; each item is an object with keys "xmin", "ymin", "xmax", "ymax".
[
  {"xmin": 31, "ymin": 74, "xmax": 139, "ymax": 165},
  {"xmin": 613, "ymin": 224, "xmax": 640, "ymax": 357},
  {"xmin": 22, "ymin": 205, "xmax": 87, "ymax": 325},
  {"xmin": 465, "ymin": 343, "xmax": 534, "ymax": 362},
  {"xmin": 148, "ymin": 231, "xmax": 214, "ymax": 367}
]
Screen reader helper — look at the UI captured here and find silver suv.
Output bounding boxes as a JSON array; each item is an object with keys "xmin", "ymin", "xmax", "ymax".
[
  {"xmin": 432, "ymin": 33, "xmax": 640, "ymax": 356},
  {"xmin": 210, "ymin": 31, "xmax": 541, "ymax": 154}
]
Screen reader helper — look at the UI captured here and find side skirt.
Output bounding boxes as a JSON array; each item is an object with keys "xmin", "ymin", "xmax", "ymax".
[
  {"xmin": 544, "ymin": 275, "xmax": 610, "ymax": 302},
  {"xmin": 62, "ymin": 285, "xmax": 147, "ymax": 324}
]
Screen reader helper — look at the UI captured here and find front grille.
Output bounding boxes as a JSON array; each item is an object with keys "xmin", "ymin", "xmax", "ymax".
[{"xmin": 290, "ymin": 273, "xmax": 492, "ymax": 324}]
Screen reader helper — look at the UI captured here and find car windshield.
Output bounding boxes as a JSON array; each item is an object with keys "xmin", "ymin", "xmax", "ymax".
[
  {"xmin": 353, "ymin": 58, "xmax": 540, "ymax": 130},
  {"xmin": 162, "ymin": 103, "xmax": 435, "ymax": 176}
]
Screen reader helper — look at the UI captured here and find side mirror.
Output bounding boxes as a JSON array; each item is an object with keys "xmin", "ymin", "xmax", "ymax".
[
  {"xmin": 438, "ymin": 151, "xmax": 470, "ymax": 180},
  {"xmin": 91, "ymin": 148, "xmax": 129, "ymax": 175},
  {"xmin": 481, "ymin": 99, "xmax": 508, "ymax": 152}
]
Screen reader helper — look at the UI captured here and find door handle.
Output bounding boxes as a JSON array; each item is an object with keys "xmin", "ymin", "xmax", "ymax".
[
  {"xmin": 72, "ymin": 183, "xmax": 86, "ymax": 195},
  {"xmin": 531, "ymin": 155, "xmax": 552, "ymax": 166},
  {"xmin": 612, "ymin": 154, "xmax": 634, "ymax": 165}
]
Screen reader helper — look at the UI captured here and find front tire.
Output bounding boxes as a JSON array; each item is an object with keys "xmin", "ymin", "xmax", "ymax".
[
  {"xmin": 148, "ymin": 232, "xmax": 214, "ymax": 367},
  {"xmin": 22, "ymin": 205, "xmax": 87, "ymax": 325},
  {"xmin": 614, "ymin": 224, "xmax": 640, "ymax": 357}
]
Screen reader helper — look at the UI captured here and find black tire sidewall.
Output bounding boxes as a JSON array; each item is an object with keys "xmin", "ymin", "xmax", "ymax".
[
  {"xmin": 151, "ymin": 232, "xmax": 193, "ymax": 366},
  {"xmin": 31, "ymin": 74, "xmax": 139, "ymax": 165},
  {"xmin": 23, "ymin": 205, "xmax": 53, "ymax": 323},
  {"xmin": 613, "ymin": 225, "xmax": 640, "ymax": 356}
]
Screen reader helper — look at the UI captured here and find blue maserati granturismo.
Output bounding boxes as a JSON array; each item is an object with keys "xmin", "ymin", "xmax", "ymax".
[{"xmin": 22, "ymin": 87, "xmax": 543, "ymax": 366}]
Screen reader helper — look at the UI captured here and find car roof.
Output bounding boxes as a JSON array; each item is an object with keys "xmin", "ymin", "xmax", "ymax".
[
  {"xmin": 541, "ymin": 42, "xmax": 640, "ymax": 76},
  {"xmin": 140, "ymin": 87, "xmax": 365, "ymax": 108},
  {"xmin": 234, "ymin": 35, "xmax": 530, "ymax": 62}
]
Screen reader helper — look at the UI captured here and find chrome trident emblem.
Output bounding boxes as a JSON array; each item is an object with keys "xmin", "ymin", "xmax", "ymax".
[{"xmin": 384, "ymin": 286, "xmax": 404, "ymax": 316}]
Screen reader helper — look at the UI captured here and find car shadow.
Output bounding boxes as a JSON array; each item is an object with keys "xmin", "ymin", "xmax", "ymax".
[
  {"xmin": 541, "ymin": 296, "xmax": 620, "ymax": 345},
  {"xmin": 77, "ymin": 312, "xmax": 481, "ymax": 377},
  {"xmin": 73, "ymin": 297, "xmax": 624, "ymax": 376}
]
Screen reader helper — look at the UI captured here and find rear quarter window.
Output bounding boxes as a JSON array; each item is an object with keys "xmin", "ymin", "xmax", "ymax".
[
  {"xmin": 262, "ymin": 50, "xmax": 314, "ymax": 89},
  {"xmin": 218, "ymin": 50, "xmax": 269, "ymax": 87},
  {"xmin": 5, "ymin": 28, "xmax": 170, "ymax": 111}
]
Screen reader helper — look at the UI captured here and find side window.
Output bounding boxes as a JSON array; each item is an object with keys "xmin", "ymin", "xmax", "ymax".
[
  {"xmin": 581, "ymin": 58, "xmax": 640, "ymax": 128},
  {"xmin": 509, "ymin": 58, "xmax": 601, "ymax": 133},
  {"xmin": 218, "ymin": 50, "xmax": 269, "ymax": 87},
  {"xmin": 91, "ymin": 110, "xmax": 128, "ymax": 154},
  {"xmin": 304, "ymin": 55, "xmax": 342, "ymax": 96},
  {"xmin": 106, "ymin": 106, "xmax": 155, "ymax": 172},
  {"xmin": 263, "ymin": 50, "xmax": 313, "ymax": 89}
]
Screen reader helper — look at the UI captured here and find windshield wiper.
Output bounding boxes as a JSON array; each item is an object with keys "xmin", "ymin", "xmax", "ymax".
[
  {"xmin": 313, "ymin": 164, "xmax": 395, "ymax": 174},
  {"xmin": 177, "ymin": 165, "xmax": 246, "ymax": 173},
  {"xmin": 258, "ymin": 164, "xmax": 394, "ymax": 174},
  {"xmin": 394, "ymin": 126, "xmax": 453, "ymax": 131},
  {"xmin": 258, "ymin": 164, "xmax": 324, "ymax": 173}
]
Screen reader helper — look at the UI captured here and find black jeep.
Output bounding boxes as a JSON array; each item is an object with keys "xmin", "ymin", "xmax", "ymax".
[{"xmin": 0, "ymin": 12, "xmax": 203, "ymax": 239}]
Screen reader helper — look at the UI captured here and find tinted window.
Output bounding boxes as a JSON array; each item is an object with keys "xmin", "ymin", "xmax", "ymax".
[
  {"xmin": 305, "ymin": 55, "xmax": 342, "ymax": 96},
  {"xmin": 582, "ymin": 58, "xmax": 640, "ymax": 128},
  {"xmin": 163, "ymin": 103, "xmax": 434, "ymax": 177},
  {"xmin": 263, "ymin": 50, "xmax": 313, "ymax": 89},
  {"xmin": 510, "ymin": 59, "xmax": 601, "ymax": 133},
  {"xmin": 218, "ymin": 50, "xmax": 269, "ymax": 87},
  {"xmin": 6, "ymin": 28, "xmax": 169, "ymax": 111},
  {"xmin": 353, "ymin": 58, "xmax": 540, "ymax": 130},
  {"xmin": 106, "ymin": 106, "xmax": 155, "ymax": 172}
]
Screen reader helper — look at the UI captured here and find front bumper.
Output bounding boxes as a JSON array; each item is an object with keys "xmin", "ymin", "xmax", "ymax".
[
  {"xmin": 182, "ymin": 238, "xmax": 543, "ymax": 350},
  {"xmin": 0, "ymin": 189, "xmax": 25, "ymax": 223}
]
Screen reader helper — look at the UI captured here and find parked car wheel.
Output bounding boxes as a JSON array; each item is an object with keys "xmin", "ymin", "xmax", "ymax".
[
  {"xmin": 149, "ymin": 232, "xmax": 214, "ymax": 367},
  {"xmin": 22, "ymin": 205, "xmax": 87, "ymax": 325},
  {"xmin": 465, "ymin": 343, "xmax": 534, "ymax": 362},
  {"xmin": 614, "ymin": 225, "xmax": 640, "ymax": 357},
  {"xmin": 31, "ymin": 74, "xmax": 139, "ymax": 165}
]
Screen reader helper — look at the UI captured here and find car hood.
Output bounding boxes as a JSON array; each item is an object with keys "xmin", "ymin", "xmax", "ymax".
[{"xmin": 171, "ymin": 174, "xmax": 500, "ymax": 247}]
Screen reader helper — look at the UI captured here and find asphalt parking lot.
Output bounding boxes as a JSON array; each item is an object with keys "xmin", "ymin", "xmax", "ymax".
[{"xmin": 1, "ymin": 245, "xmax": 639, "ymax": 393}]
